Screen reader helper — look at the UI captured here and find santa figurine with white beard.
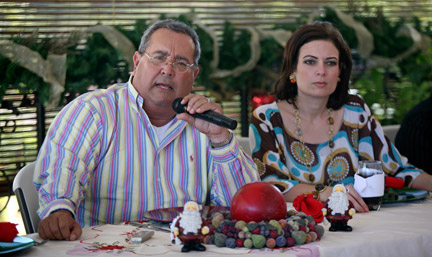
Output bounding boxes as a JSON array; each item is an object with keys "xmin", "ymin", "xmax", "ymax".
[
  {"xmin": 171, "ymin": 201, "xmax": 210, "ymax": 252},
  {"xmin": 322, "ymin": 184, "xmax": 356, "ymax": 232}
]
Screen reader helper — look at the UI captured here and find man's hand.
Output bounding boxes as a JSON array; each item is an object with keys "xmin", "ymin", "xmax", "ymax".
[
  {"xmin": 173, "ymin": 228, "xmax": 179, "ymax": 236},
  {"xmin": 322, "ymin": 208, "xmax": 327, "ymax": 216},
  {"xmin": 176, "ymin": 94, "xmax": 230, "ymax": 144},
  {"xmin": 38, "ymin": 209, "xmax": 82, "ymax": 241},
  {"xmin": 201, "ymin": 226, "xmax": 210, "ymax": 235}
]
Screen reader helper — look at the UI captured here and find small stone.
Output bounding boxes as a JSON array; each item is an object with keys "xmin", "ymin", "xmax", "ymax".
[
  {"xmin": 235, "ymin": 238, "xmax": 244, "ymax": 247},
  {"xmin": 276, "ymin": 236, "xmax": 286, "ymax": 247},
  {"xmin": 238, "ymin": 231, "xmax": 246, "ymax": 239},
  {"xmin": 278, "ymin": 219, "xmax": 287, "ymax": 228},
  {"xmin": 203, "ymin": 235, "xmax": 211, "ymax": 244},
  {"xmin": 212, "ymin": 212, "xmax": 224, "ymax": 220},
  {"xmin": 305, "ymin": 234, "xmax": 312, "ymax": 243},
  {"xmin": 296, "ymin": 218, "xmax": 306, "ymax": 227},
  {"xmin": 292, "ymin": 231, "xmax": 307, "ymax": 245},
  {"xmin": 269, "ymin": 219, "xmax": 282, "ymax": 231},
  {"xmin": 315, "ymin": 224, "xmax": 325, "ymax": 239},
  {"xmin": 226, "ymin": 238, "xmax": 236, "ymax": 248},
  {"xmin": 212, "ymin": 219, "xmax": 222, "ymax": 228},
  {"xmin": 287, "ymin": 210, "xmax": 297, "ymax": 217},
  {"xmin": 244, "ymin": 238, "xmax": 253, "ymax": 249},
  {"xmin": 235, "ymin": 220, "xmax": 247, "ymax": 230},
  {"xmin": 286, "ymin": 237, "xmax": 296, "ymax": 247},
  {"xmin": 266, "ymin": 238, "xmax": 276, "ymax": 248},
  {"xmin": 251, "ymin": 234, "xmax": 266, "ymax": 249},
  {"xmin": 309, "ymin": 231, "xmax": 318, "ymax": 242},
  {"xmin": 246, "ymin": 222, "xmax": 259, "ymax": 232},
  {"xmin": 214, "ymin": 232, "xmax": 227, "ymax": 247},
  {"xmin": 269, "ymin": 230, "xmax": 278, "ymax": 238}
]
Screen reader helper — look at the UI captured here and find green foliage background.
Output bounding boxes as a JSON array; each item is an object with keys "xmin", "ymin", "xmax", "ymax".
[{"xmin": 0, "ymin": 8, "xmax": 431, "ymax": 125}]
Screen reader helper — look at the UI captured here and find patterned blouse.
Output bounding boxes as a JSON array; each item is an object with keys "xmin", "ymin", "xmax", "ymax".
[{"xmin": 249, "ymin": 94, "xmax": 423, "ymax": 193}]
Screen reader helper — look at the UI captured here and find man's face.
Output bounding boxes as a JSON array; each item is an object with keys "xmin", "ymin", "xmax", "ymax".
[{"xmin": 132, "ymin": 28, "xmax": 199, "ymax": 109}]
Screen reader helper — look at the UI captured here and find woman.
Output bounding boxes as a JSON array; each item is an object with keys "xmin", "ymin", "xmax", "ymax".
[{"xmin": 249, "ymin": 21, "xmax": 432, "ymax": 212}]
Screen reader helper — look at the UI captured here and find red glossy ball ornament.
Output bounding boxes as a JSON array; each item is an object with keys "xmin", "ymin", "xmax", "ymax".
[{"xmin": 230, "ymin": 182, "xmax": 287, "ymax": 222}]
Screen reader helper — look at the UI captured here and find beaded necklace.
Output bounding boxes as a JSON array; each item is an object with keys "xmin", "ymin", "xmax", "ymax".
[{"xmin": 292, "ymin": 98, "xmax": 335, "ymax": 183}]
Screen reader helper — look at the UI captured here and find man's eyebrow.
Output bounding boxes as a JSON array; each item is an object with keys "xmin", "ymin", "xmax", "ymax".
[
  {"xmin": 175, "ymin": 55, "xmax": 191, "ymax": 63},
  {"xmin": 149, "ymin": 50, "xmax": 192, "ymax": 63},
  {"xmin": 148, "ymin": 50, "xmax": 168, "ymax": 56}
]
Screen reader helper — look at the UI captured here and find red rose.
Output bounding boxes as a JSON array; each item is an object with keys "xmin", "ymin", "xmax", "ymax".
[
  {"xmin": 0, "ymin": 222, "xmax": 19, "ymax": 242},
  {"xmin": 293, "ymin": 194, "xmax": 324, "ymax": 223}
]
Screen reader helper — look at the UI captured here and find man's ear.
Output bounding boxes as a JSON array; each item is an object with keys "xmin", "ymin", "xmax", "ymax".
[
  {"xmin": 132, "ymin": 51, "xmax": 143, "ymax": 76},
  {"xmin": 193, "ymin": 67, "xmax": 199, "ymax": 80}
]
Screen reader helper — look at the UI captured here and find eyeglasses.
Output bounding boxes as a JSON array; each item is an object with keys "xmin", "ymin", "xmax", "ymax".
[{"xmin": 144, "ymin": 52, "xmax": 194, "ymax": 73}]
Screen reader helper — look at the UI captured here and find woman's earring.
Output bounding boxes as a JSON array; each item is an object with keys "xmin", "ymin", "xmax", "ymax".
[
  {"xmin": 338, "ymin": 77, "xmax": 341, "ymax": 82},
  {"xmin": 290, "ymin": 74, "xmax": 296, "ymax": 84}
]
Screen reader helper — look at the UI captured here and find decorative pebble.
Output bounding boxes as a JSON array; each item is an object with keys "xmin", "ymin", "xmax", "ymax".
[
  {"xmin": 251, "ymin": 234, "xmax": 266, "ymax": 249},
  {"xmin": 286, "ymin": 236, "xmax": 296, "ymax": 247},
  {"xmin": 276, "ymin": 236, "xmax": 286, "ymax": 247},
  {"xmin": 309, "ymin": 231, "xmax": 318, "ymax": 242},
  {"xmin": 235, "ymin": 238, "xmax": 244, "ymax": 247},
  {"xmin": 225, "ymin": 238, "xmax": 236, "ymax": 248},
  {"xmin": 206, "ymin": 210, "xmax": 324, "ymax": 249},
  {"xmin": 266, "ymin": 238, "xmax": 276, "ymax": 248},
  {"xmin": 214, "ymin": 232, "xmax": 227, "ymax": 247},
  {"xmin": 235, "ymin": 220, "xmax": 247, "ymax": 230},
  {"xmin": 244, "ymin": 238, "xmax": 253, "ymax": 249},
  {"xmin": 315, "ymin": 224, "xmax": 325, "ymax": 238},
  {"xmin": 292, "ymin": 231, "xmax": 306, "ymax": 245}
]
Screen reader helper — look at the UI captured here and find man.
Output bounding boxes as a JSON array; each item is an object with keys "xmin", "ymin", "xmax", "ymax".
[
  {"xmin": 322, "ymin": 184, "xmax": 355, "ymax": 231},
  {"xmin": 171, "ymin": 201, "xmax": 209, "ymax": 252},
  {"xmin": 395, "ymin": 93, "xmax": 432, "ymax": 174},
  {"xmin": 34, "ymin": 19, "xmax": 259, "ymax": 241}
]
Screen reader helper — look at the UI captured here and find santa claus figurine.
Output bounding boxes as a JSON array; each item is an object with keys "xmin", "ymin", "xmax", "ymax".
[
  {"xmin": 322, "ymin": 184, "xmax": 356, "ymax": 232},
  {"xmin": 171, "ymin": 201, "xmax": 210, "ymax": 252}
]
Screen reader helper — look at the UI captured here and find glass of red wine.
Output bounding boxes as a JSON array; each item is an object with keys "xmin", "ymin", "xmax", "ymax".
[{"xmin": 354, "ymin": 160, "xmax": 385, "ymax": 211}]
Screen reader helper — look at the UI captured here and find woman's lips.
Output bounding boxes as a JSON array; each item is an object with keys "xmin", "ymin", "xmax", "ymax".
[{"xmin": 313, "ymin": 82, "xmax": 327, "ymax": 88}]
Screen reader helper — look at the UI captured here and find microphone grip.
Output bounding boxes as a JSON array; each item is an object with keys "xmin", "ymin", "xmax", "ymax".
[
  {"xmin": 192, "ymin": 111, "xmax": 238, "ymax": 130},
  {"xmin": 172, "ymin": 97, "xmax": 238, "ymax": 130}
]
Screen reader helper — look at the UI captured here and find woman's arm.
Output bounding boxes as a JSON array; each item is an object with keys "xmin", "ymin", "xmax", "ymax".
[
  {"xmin": 411, "ymin": 173, "xmax": 432, "ymax": 191},
  {"xmin": 284, "ymin": 183, "xmax": 369, "ymax": 212}
]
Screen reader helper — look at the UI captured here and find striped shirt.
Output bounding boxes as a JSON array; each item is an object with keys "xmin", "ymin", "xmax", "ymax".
[{"xmin": 34, "ymin": 81, "xmax": 259, "ymax": 227}]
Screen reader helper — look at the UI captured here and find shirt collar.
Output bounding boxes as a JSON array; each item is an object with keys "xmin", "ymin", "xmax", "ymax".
[{"xmin": 127, "ymin": 75, "xmax": 144, "ymax": 107}]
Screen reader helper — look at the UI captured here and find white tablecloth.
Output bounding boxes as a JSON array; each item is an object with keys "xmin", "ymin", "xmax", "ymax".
[{"xmin": 10, "ymin": 198, "xmax": 432, "ymax": 257}]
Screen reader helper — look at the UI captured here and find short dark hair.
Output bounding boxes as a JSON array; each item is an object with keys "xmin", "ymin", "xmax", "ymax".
[
  {"xmin": 274, "ymin": 21, "xmax": 352, "ymax": 109},
  {"xmin": 138, "ymin": 19, "xmax": 201, "ymax": 67}
]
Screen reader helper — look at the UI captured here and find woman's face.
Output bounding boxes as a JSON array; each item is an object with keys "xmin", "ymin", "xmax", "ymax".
[{"xmin": 293, "ymin": 40, "xmax": 340, "ymax": 100}]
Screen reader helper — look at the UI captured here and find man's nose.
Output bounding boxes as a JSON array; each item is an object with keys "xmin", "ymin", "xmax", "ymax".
[{"xmin": 161, "ymin": 62, "xmax": 175, "ymax": 77}]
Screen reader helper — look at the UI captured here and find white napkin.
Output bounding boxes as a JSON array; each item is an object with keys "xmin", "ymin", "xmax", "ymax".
[{"xmin": 354, "ymin": 173, "xmax": 385, "ymax": 197}]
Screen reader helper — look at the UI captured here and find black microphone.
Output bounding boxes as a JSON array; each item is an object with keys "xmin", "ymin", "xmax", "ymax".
[{"xmin": 172, "ymin": 98, "xmax": 238, "ymax": 130}]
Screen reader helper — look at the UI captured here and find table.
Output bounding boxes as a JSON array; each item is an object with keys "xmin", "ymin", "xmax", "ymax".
[{"xmin": 10, "ymin": 197, "xmax": 432, "ymax": 257}]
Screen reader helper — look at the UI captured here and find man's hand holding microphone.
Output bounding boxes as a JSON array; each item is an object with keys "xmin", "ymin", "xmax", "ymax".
[{"xmin": 172, "ymin": 95, "xmax": 237, "ymax": 147}]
